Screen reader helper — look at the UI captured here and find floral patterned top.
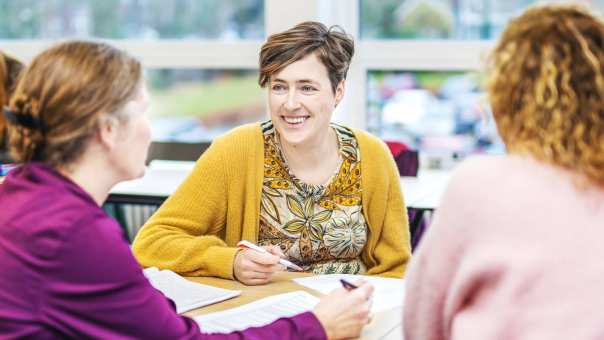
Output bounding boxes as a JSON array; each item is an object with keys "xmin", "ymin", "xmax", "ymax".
[{"xmin": 258, "ymin": 120, "xmax": 368, "ymax": 274}]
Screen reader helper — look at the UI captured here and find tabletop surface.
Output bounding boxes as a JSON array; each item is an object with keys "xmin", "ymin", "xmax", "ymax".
[
  {"xmin": 183, "ymin": 272, "xmax": 403, "ymax": 340},
  {"xmin": 111, "ymin": 160, "xmax": 450, "ymax": 210}
]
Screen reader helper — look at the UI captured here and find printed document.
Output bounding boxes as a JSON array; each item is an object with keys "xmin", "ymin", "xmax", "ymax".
[
  {"xmin": 194, "ymin": 291, "xmax": 319, "ymax": 333},
  {"xmin": 143, "ymin": 267, "xmax": 241, "ymax": 314},
  {"xmin": 293, "ymin": 274, "xmax": 405, "ymax": 313}
]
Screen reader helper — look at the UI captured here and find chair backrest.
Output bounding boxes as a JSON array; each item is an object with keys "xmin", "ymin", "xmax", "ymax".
[
  {"xmin": 384, "ymin": 140, "xmax": 419, "ymax": 177},
  {"xmin": 384, "ymin": 140, "xmax": 426, "ymax": 249},
  {"xmin": 146, "ymin": 141, "xmax": 211, "ymax": 164},
  {"xmin": 384, "ymin": 140, "xmax": 408, "ymax": 155}
]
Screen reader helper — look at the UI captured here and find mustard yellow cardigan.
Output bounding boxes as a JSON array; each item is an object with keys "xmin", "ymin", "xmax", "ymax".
[{"xmin": 132, "ymin": 123, "xmax": 411, "ymax": 279}]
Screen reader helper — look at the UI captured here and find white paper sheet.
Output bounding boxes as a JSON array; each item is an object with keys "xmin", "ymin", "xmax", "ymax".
[
  {"xmin": 194, "ymin": 291, "xmax": 320, "ymax": 334},
  {"xmin": 143, "ymin": 267, "xmax": 241, "ymax": 314},
  {"xmin": 293, "ymin": 274, "xmax": 405, "ymax": 313}
]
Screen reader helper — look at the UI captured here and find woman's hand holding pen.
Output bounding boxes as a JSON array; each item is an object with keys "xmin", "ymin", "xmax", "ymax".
[
  {"xmin": 313, "ymin": 280, "xmax": 374, "ymax": 340},
  {"xmin": 233, "ymin": 245, "xmax": 286, "ymax": 285}
]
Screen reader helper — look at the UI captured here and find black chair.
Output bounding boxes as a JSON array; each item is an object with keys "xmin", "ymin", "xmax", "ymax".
[
  {"xmin": 107, "ymin": 141, "xmax": 212, "ymax": 241},
  {"xmin": 146, "ymin": 141, "xmax": 212, "ymax": 163}
]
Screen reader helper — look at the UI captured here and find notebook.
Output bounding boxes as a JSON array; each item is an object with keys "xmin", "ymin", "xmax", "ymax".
[
  {"xmin": 293, "ymin": 274, "xmax": 405, "ymax": 313},
  {"xmin": 194, "ymin": 291, "xmax": 320, "ymax": 333},
  {"xmin": 143, "ymin": 267, "xmax": 241, "ymax": 314}
]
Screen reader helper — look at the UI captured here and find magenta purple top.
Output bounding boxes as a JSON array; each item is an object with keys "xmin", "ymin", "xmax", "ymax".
[{"xmin": 0, "ymin": 163, "xmax": 326, "ymax": 339}]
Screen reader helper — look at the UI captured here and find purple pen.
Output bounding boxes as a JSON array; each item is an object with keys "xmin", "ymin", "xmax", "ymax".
[{"xmin": 340, "ymin": 279, "xmax": 358, "ymax": 290}]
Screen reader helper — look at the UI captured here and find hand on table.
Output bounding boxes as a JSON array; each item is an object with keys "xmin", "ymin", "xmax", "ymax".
[
  {"xmin": 313, "ymin": 280, "xmax": 374, "ymax": 340},
  {"xmin": 233, "ymin": 245, "xmax": 286, "ymax": 285}
]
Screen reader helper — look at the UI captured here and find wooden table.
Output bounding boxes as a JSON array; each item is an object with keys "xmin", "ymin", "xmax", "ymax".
[{"xmin": 184, "ymin": 272, "xmax": 403, "ymax": 340}]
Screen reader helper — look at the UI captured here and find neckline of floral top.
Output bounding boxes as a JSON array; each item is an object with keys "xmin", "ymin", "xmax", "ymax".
[
  {"xmin": 259, "ymin": 120, "xmax": 368, "ymax": 275},
  {"xmin": 274, "ymin": 125, "xmax": 347, "ymax": 189}
]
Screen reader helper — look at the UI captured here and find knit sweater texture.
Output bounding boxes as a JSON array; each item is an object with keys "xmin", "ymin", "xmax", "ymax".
[{"xmin": 133, "ymin": 123, "xmax": 411, "ymax": 279}]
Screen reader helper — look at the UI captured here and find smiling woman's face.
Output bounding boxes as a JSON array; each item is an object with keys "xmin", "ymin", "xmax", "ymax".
[{"xmin": 268, "ymin": 53, "xmax": 344, "ymax": 146}]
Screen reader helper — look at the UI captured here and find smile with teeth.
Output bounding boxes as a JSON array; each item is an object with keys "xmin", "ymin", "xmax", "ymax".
[{"xmin": 282, "ymin": 116, "xmax": 309, "ymax": 124}]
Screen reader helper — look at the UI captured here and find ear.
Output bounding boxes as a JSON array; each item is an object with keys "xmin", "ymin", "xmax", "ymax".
[
  {"xmin": 334, "ymin": 80, "xmax": 345, "ymax": 107},
  {"xmin": 96, "ymin": 115, "xmax": 120, "ymax": 151}
]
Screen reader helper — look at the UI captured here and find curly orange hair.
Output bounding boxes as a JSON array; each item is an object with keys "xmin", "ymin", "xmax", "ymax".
[{"xmin": 488, "ymin": 4, "xmax": 604, "ymax": 187}]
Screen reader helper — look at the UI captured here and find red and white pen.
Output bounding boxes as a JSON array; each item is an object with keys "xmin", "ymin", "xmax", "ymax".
[{"xmin": 237, "ymin": 240, "xmax": 304, "ymax": 272}]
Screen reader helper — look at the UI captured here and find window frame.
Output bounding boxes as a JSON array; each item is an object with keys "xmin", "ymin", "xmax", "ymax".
[{"xmin": 0, "ymin": 0, "xmax": 494, "ymax": 131}]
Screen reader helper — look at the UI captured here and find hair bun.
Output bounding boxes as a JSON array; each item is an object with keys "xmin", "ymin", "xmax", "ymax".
[
  {"xmin": 7, "ymin": 94, "xmax": 47, "ymax": 162},
  {"xmin": 3, "ymin": 107, "xmax": 41, "ymax": 130}
]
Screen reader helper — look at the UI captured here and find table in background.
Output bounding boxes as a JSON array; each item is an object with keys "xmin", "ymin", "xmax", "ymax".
[
  {"xmin": 108, "ymin": 160, "xmax": 451, "ymax": 239},
  {"xmin": 184, "ymin": 272, "xmax": 403, "ymax": 340},
  {"xmin": 110, "ymin": 160, "xmax": 450, "ymax": 210},
  {"xmin": 399, "ymin": 170, "xmax": 451, "ymax": 238},
  {"xmin": 108, "ymin": 161, "xmax": 194, "ymax": 205}
]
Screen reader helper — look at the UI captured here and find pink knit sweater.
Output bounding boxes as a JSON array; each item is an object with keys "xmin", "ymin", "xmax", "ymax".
[{"xmin": 404, "ymin": 155, "xmax": 604, "ymax": 340}]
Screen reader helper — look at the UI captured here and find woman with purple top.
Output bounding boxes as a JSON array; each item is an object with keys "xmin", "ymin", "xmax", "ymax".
[{"xmin": 0, "ymin": 41, "xmax": 372, "ymax": 339}]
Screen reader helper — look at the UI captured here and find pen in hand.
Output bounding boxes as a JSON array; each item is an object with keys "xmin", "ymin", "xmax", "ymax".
[
  {"xmin": 340, "ymin": 278, "xmax": 374, "ymax": 324},
  {"xmin": 237, "ymin": 240, "xmax": 304, "ymax": 272},
  {"xmin": 340, "ymin": 279, "xmax": 358, "ymax": 290}
]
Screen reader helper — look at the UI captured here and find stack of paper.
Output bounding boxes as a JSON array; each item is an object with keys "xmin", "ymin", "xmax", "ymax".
[
  {"xmin": 143, "ymin": 267, "xmax": 241, "ymax": 314},
  {"xmin": 294, "ymin": 274, "xmax": 405, "ymax": 313},
  {"xmin": 194, "ymin": 291, "xmax": 320, "ymax": 333}
]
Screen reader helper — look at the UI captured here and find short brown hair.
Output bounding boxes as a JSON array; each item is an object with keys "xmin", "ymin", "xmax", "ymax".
[
  {"xmin": 259, "ymin": 21, "xmax": 354, "ymax": 93},
  {"xmin": 7, "ymin": 41, "xmax": 142, "ymax": 166},
  {"xmin": 488, "ymin": 4, "xmax": 604, "ymax": 187},
  {"xmin": 0, "ymin": 52, "xmax": 24, "ymax": 143}
]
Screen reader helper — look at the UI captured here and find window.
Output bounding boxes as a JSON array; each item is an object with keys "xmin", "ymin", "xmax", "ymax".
[
  {"xmin": 0, "ymin": 0, "xmax": 264, "ymax": 40},
  {"xmin": 358, "ymin": 0, "xmax": 603, "ymax": 166},
  {"xmin": 147, "ymin": 69, "xmax": 265, "ymax": 142},
  {"xmin": 367, "ymin": 70, "xmax": 503, "ymax": 159},
  {"xmin": 6, "ymin": 0, "xmax": 601, "ymax": 167},
  {"xmin": 360, "ymin": 0, "xmax": 604, "ymax": 40},
  {"xmin": 1, "ymin": 0, "xmax": 266, "ymax": 141}
]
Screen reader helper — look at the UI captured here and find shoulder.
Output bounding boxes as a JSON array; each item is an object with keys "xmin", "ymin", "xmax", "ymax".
[
  {"xmin": 201, "ymin": 123, "xmax": 263, "ymax": 160},
  {"xmin": 450, "ymin": 155, "xmax": 500, "ymax": 178},
  {"xmin": 349, "ymin": 127, "xmax": 388, "ymax": 148},
  {"xmin": 48, "ymin": 195, "xmax": 115, "ymax": 243},
  {"xmin": 446, "ymin": 155, "xmax": 497, "ymax": 190},
  {"xmin": 345, "ymin": 127, "xmax": 398, "ymax": 181},
  {"xmin": 449, "ymin": 155, "xmax": 532, "ymax": 187},
  {"xmin": 54, "ymin": 212, "xmax": 142, "ymax": 281},
  {"xmin": 451, "ymin": 154, "xmax": 586, "ymax": 201},
  {"xmin": 10, "ymin": 196, "xmax": 111, "ymax": 259},
  {"xmin": 213, "ymin": 123, "xmax": 263, "ymax": 146},
  {"xmin": 55, "ymin": 210, "xmax": 125, "ymax": 257},
  {"xmin": 346, "ymin": 127, "xmax": 391, "ymax": 160},
  {"xmin": 441, "ymin": 155, "xmax": 531, "ymax": 205},
  {"xmin": 18, "ymin": 201, "xmax": 127, "ymax": 276}
]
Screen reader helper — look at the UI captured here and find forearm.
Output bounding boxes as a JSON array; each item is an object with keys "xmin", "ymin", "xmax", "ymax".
[
  {"xmin": 366, "ymin": 217, "xmax": 411, "ymax": 278},
  {"xmin": 133, "ymin": 226, "xmax": 238, "ymax": 278},
  {"xmin": 365, "ymin": 167, "xmax": 411, "ymax": 277},
  {"xmin": 364, "ymin": 251, "xmax": 409, "ymax": 278},
  {"xmin": 132, "ymin": 143, "xmax": 234, "ymax": 277}
]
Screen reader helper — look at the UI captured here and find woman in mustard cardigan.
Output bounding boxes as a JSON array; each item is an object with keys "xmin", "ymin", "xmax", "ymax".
[{"xmin": 133, "ymin": 22, "xmax": 411, "ymax": 285}]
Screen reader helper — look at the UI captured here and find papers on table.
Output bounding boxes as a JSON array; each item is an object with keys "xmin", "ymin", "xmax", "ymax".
[
  {"xmin": 293, "ymin": 274, "xmax": 405, "ymax": 313},
  {"xmin": 143, "ymin": 267, "xmax": 241, "ymax": 314},
  {"xmin": 194, "ymin": 291, "xmax": 320, "ymax": 334}
]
